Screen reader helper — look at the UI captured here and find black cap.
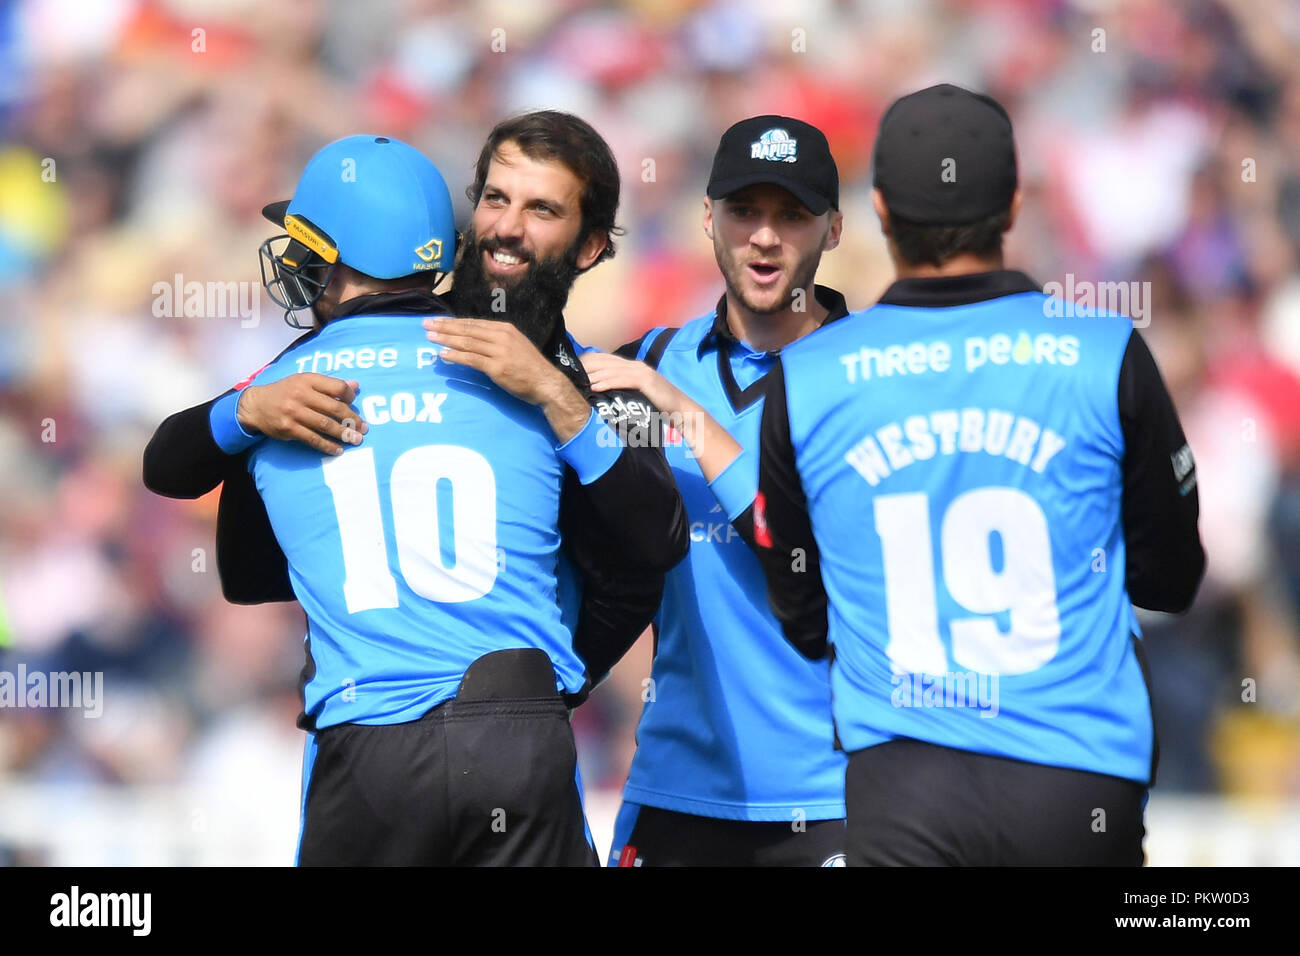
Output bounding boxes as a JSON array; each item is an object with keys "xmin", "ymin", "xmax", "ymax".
[
  {"xmin": 707, "ymin": 115, "xmax": 839, "ymax": 215},
  {"xmin": 873, "ymin": 84, "xmax": 1017, "ymax": 224}
]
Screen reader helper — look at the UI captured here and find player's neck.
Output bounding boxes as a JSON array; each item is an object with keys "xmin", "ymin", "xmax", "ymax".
[
  {"xmin": 892, "ymin": 252, "xmax": 1005, "ymax": 279},
  {"xmin": 724, "ymin": 287, "xmax": 825, "ymax": 354}
]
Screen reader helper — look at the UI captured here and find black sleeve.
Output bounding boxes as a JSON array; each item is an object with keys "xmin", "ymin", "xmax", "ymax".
[
  {"xmin": 560, "ymin": 471, "xmax": 665, "ymax": 691},
  {"xmin": 575, "ymin": 388, "xmax": 689, "ymax": 573},
  {"xmin": 567, "ymin": 329, "xmax": 688, "ymax": 573},
  {"xmin": 216, "ymin": 465, "xmax": 296, "ymax": 604},
  {"xmin": 142, "ymin": 392, "xmax": 295, "ymax": 604},
  {"xmin": 750, "ymin": 359, "xmax": 829, "ymax": 659},
  {"xmin": 144, "ymin": 321, "xmax": 318, "ymax": 495},
  {"xmin": 143, "ymin": 333, "xmax": 324, "ymax": 604},
  {"xmin": 557, "ymin": 355, "xmax": 688, "ymax": 688},
  {"xmin": 142, "ymin": 394, "xmax": 236, "ymax": 499},
  {"xmin": 1118, "ymin": 331, "xmax": 1205, "ymax": 612}
]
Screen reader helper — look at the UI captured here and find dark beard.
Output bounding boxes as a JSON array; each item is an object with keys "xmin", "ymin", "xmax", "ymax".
[{"xmin": 450, "ymin": 229, "xmax": 582, "ymax": 350}]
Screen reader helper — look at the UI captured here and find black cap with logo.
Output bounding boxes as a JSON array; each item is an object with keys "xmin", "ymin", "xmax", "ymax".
[
  {"xmin": 872, "ymin": 83, "xmax": 1018, "ymax": 225},
  {"xmin": 706, "ymin": 115, "xmax": 839, "ymax": 215}
]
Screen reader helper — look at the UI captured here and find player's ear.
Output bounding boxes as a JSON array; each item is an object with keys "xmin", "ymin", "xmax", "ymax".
[
  {"xmin": 702, "ymin": 197, "xmax": 714, "ymax": 240},
  {"xmin": 871, "ymin": 189, "xmax": 891, "ymax": 236},
  {"xmin": 824, "ymin": 209, "xmax": 844, "ymax": 252},
  {"xmin": 1004, "ymin": 189, "xmax": 1023, "ymax": 233},
  {"xmin": 575, "ymin": 229, "xmax": 608, "ymax": 271}
]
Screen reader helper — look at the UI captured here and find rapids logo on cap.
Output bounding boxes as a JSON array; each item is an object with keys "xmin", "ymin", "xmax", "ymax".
[{"xmin": 750, "ymin": 128, "xmax": 797, "ymax": 163}]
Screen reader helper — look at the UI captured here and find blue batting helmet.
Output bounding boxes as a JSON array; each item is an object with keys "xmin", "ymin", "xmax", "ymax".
[{"xmin": 259, "ymin": 135, "xmax": 456, "ymax": 327}]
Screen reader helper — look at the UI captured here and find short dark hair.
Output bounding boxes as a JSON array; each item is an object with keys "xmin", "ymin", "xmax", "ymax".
[
  {"xmin": 888, "ymin": 206, "xmax": 1011, "ymax": 267},
  {"xmin": 467, "ymin": 110, "xmax": 623, "ymax": 267},
  {"xmin": 341, "ymin": 263, "xmax": 440, "ymax": 293}
]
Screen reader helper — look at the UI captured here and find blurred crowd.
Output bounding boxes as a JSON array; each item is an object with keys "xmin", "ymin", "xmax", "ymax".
[{"xmin": 2, "ymin": 0, "xmax": 1300, "ymax": 861}]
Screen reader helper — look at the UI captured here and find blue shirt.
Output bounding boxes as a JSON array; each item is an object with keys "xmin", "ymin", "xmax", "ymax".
[
  {"xmin": 232, "ymin": 312, "xmax": 621, "ymax": 728},
  {"xmin": 621, "ymin": 290, "xmax": 848, "ymax": 822},
  {"xmin": 767, "ymin": 275, "xmax": 1154, "ymax": 782}
]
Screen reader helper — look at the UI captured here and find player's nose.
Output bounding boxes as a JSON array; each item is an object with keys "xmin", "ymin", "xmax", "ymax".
[
  {"xmin": 749, "ymin": 220, "xmax": 780, "ymax": 251},
  {"xmin": 493, "ymin": 203, "xmax": 525, "ymax": 241}
]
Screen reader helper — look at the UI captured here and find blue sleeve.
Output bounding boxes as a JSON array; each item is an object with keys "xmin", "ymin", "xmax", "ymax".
[
  {"xmin": 556, "ymin": 407, "xmax": 624, "ymax": 485},
  {"xmin": 209, "ymin": 390, "xmax": 263, "ymax": 454},
  {"xmin": 709, "ymin": 450, "xmax": 757, "ymax": 521}
]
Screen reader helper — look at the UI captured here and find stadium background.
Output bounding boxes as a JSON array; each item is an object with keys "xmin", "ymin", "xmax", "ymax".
[{"xmin": 1, "ymin": 0, "xmax": 1299, "ymax": 865}]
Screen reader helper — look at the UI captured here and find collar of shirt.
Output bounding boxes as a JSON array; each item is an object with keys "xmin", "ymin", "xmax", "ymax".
[
  {"xmin": 545, "ymin": 322, "xmax": 588, "ymax": 386},
  {"xmin": 697, "ymin": 284, "xmax": 851, "ymax": 360},
  {"xmin": 328, "ymin": 289, "xmax": 455, "ymax": 320},
  {"xmin": 876, "ymin": 269, "xmax": 1040, "ymax": 309}
]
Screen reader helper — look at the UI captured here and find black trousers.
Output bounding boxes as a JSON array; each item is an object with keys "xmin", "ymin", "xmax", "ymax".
[
  {"xmin": 846, "ymin": 739, "xmax": 1146, "ymax": 866},
  {"xmin": 618, "ymin": 806, "xmax": 846, "ymax": 867},
  {"xmin": 297, "ymin": 649, "xmax": 597, "ymax": 867}
]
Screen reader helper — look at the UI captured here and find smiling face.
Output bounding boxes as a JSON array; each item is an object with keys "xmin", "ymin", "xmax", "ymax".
[
  {"xmin": 450, "ymin": 140, "xmax": 610, "ymax": 345},
  {"xmin": 704, "ymin": 183, "xmax": 841, "ymax": 318},
  {"xmin": 466, "ymin": 139, "xmax": 607, "ymax": 289}
]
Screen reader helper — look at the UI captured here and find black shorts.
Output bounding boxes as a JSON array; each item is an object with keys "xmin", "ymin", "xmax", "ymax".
[
  {"xmin": 846, "ymin": 738, "xmax": 1146, "ymax": 866},
  {"xmin": 297, "ymin": 649, "xmax": 597, "ymax": 867},
  {"xmin": 612, "ymin": 804, "xmax": 846, "ymax": 867}
]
